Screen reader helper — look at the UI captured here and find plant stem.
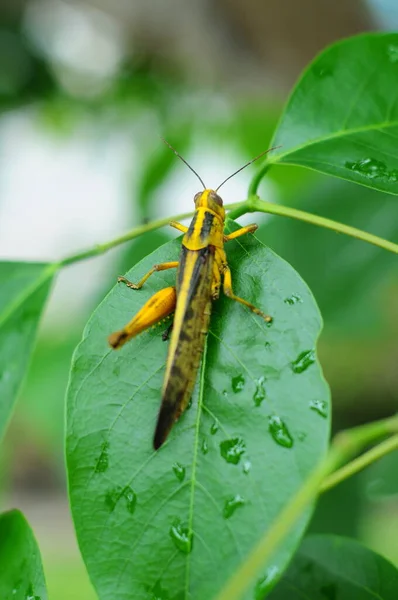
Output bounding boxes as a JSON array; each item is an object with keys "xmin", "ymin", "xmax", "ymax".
[
  {"xmin": 248, "ymin": 162, "xmax": 271, "ymax": 197},
  {"xmin": 215, "ymin": 414, "xmax": 398, "ymax": 600},
  {"xmin": 58, "ymin": 202, "xmax": 245, "ymax": 267},
  {"xmin": 321, "ymin": 432, "xmax": 398, "ymax": 493},
  {"xmin": 251, "ymin": 197, "xmax": 398, "ymax": 254}
]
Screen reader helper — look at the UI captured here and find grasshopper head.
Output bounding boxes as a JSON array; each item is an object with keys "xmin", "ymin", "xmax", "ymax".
[{"xmin": 194, "ymin": 189, "xmax": 225, "ymax": 219}]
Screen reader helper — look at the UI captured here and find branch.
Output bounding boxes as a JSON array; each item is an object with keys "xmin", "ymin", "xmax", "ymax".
[{"xmin": 251, "ymin": 197, "xmax": 398, "ymax": 254}]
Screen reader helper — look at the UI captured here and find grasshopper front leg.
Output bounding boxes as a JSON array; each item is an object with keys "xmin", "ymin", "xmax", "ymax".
[{"xmin": 118, "ymin": 261, "xmax": 179, "ymax": 290}]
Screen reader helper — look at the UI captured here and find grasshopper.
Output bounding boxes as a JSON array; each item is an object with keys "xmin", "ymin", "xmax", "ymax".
[{"xmin": 109, "ymin": 143, "xmax": 277, "ymax": 449}]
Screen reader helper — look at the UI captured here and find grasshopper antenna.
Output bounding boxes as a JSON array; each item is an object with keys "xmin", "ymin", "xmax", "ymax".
[
  {"xmin": 215, "ymin": 145, "xmax": 281, "ymax": 192},
  {"xmin": 161, "ymin": 137, "xmax": 206, "ymax": 190}
]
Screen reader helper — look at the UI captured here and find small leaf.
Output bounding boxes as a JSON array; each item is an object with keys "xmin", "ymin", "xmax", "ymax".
[
  {"xmin": 0, "ymin": 262, "xmax": 55, "ymax": 439},
  {"xmin": 66, "ymin": 225, "xmax": 330, "ymax": 599},
  {"xmin": 269, "ymin": 534, "xmax": 398, "ymax": 599},
  {"xmin": 0, "ymin": 510, "xmax": 48, "ymax": 599},
  {"xmin": 270, "ymin": 33, "xmax": 398, "ymax": 194}
]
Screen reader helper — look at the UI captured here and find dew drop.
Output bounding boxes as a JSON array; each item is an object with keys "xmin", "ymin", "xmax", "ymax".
[
  {"xmin": 113, "ymin": 364, "xmax": 120, "ymax": 377},
  {"xmin": 169, "ymin": 522, "xmax": 193, "ymax": 554},
  {"xmin": 187, "ymin": 398, "xmax": 193, "ymax": 410},
  {"xmin": 291, "ymin": 349, "xmax": 315, "ymax": 373},
  {"xmin": 123, "ymin": 486, "xmax": 137, "ymax": 514},
  {"xmin": 222, "ymin": 390, "xmax": 228, "ymax": 397},
  {"xmin": 242, "ymin": 460, "xmax": 252, "ymax": 474},
  {"xmin": 344, "ymin": 157, "xmax": 398, "ymax": 182},
  {"xmin": 268, "ymin": 416, "xmax": 294, "ymax": 448},
  {"xmin": 172, "ymin": 462, "xmax": 186, "ymax": 482},
  {"xmin": 387, "ymin": 44, "xmax": 398, "ymax": 63},
  {"xmin": 254, "ymin": 566, "xmax": 280, "ymax": 599},
  {"xmin": 150, "ymin": 580, "xmax": 170, "ymax": 600},
  {"xmin": 105, "ymin": 485, "xmax": 137, "ymax": 514},
  {"xmin": 94, "ymin": 441, "xmax": 109, "ymax": 473},
  {"xmin": 223, "ymin": 494, "xmax": 245, "ymax": 519},
  {"xmin": 201, "ymin": 437, "xmax": 209, "ymax": 455},
  {"xmin": 105, "ymin": 486, "xmax": 120, "ymax": 511},
  {"xmin": 25, "ymin": 584, "xmax": 41, "ymax": 600},
  {"xmin": 220, "ymin": 438, "xmax": 246, "ymax": 464},
  {"xmin": 309, "ymin": 399, "xmax": 328, "ymax": 418},
  {"xmin": 284, "ymin": 293, "xmax": 302, "ymax": 305},
  {"xmin": 264, "ymin": 341, "xmax": 271, "ymax": 350},
  {"xmin": 298, "ymin": 432, "xmax": 307, "ymax": 442},
  {"xmin": 210, "ymin": 420, "xmax": 219, "ymax": 435},
  {"xmin": 232, "ymin": 374, "xmax": 245, "ymax": 393},
  {"xmin": 253, "ymin": 377, "xmax": 266, "ymax": 406}
]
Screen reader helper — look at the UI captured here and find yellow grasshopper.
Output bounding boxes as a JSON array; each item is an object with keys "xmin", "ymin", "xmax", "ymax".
[{"xmin": 109, "ymin": 143, "xmax": 277, "ymax": 449}]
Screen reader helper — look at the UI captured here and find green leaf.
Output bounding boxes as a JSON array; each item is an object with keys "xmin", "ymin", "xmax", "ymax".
[
  {"xmin": 259, "ymin": 177, "xmax": 398, "ymax": 333},
  {"xmin": 66, "ymin": 227, "xmax": 330, "ymax": 599},
  {"xmin": 0, "ymin": 509, "xmax": 48, "ymax": 599},
  {"xmin": 269, "ymin": 534, "xmax": 398, "ymax": 599},
  {"xmin": 0, "ymin": 262, "xmax": 55, "ymax": 440},
  {"xmin": 270, "ymin": 33, "xmax": 398, "ymax": 194}
]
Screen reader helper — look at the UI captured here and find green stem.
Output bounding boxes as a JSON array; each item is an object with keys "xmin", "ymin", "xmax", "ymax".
[
  {"xmin": 321, "ymin": 432, "xmax": 398, "ymax": 494},
  {"xmin": 215, "ymin": 414, "xmax": 398, "ymax": 600},
  {"xmin": 248, "ymin": 162, "xmax": 271, "ymax": 197},
  {"xmin": 251, "ymin": 197, "xmax": 398, "ymax": 254},
  {"xmin": 58, "ymin": 202, "xmax": 245, "ymax": 267}
]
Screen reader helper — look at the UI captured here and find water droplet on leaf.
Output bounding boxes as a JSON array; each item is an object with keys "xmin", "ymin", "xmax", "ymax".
[
  {"xmin": 105, "ymin": 485, "xmax": 136, "ymax": 514},
  {"xmin": 242, "ymin": 460, "xmax": 252, "ymax": 474},
  {"xmin": 253, "ymin": 377, "xmax": 266, "ymax": 406},
  {"xmin": 291, "ymin": 349, "xmax": 315, "ymax": 373},
  {"xmin": 309, "ymin": 399, "xmax": 328, "ymax": 418},
  {"xmin": 387, "ymin": 44, "xmax": 398, "ymax": 63},
  {"xmin": 94, "ymin": 441, "xmax": 109, "ymax": 473},
  {"xmin": 169, "ymin": 522, "xmax": 193, "ymax": 554},
  {"xmin": 201, "ymin": 438, "xmax": 209, "ymax": 455},
  {"xmin": 172, "ymin": 462, "xmax": 186, "ymax": 482},
  {"xmin": 254, "ymin": 566, "xmax": 279, "ymax": 598},
  {"xmin": 210, "ymin": 420, "xmax": 219, "ymax": 435},
  {"xmin": 123, "ymin": 486, "xmax": 137, "ymax": 514},
  {"xmin": 150, "ymin": 581, "xmax": 170, "ymax": 600},
  {"xmin": 232, "ymin": 374, "xmax": 245, "ymax": 392},
  {"xmin": 284, "ymin": 293, "xmax": 302, "ymax": 305},
  {"xmin": 345, "ymin": 157, "xmax": 398, "ymax": 183},
  {"xmin": 268, "ymin": 416, "xmax": 294, "ymax": 448},
  {"xmin": 223, "ymin": 495, "xmax": 245, "ymax": 519},
  {"xmin": 220, "ymin": 438, "xmax": 246, "ymax": 464}
]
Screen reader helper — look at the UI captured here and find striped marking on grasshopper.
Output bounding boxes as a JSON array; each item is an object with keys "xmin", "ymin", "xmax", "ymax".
[{"xmin": 109, "ymin": 145, "xmax": 278, "ymax": 449}]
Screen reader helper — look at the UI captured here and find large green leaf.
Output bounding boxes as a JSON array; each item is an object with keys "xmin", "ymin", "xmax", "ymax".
[
  {"xmin": 269, "ymin": 33, "xmax": 398, "ymax": 195},
  {"xmin": 66, "ymin": 227, "xmax": 330, "ymax": 599},
  {"xmin": 0, "ymin": 262, "xmax": 55, "ymax": 440},
  {"xmin": 0, "ymin": 510, "xmax": 48, "ymax": 599},
  {"xmin": 269, "ymin": 534, "xmax": 398, "ymax": 599}
]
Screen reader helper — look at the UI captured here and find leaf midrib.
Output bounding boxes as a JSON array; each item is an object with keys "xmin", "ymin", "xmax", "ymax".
[
  {"xmin": 270, "ymin": 119, "xmax": 398, "ymax": 163},
  {"xmin": 184, "ymin": 335, "xmax": 208, "ymax": 598},
  {"xmin": 0, "ymin": 264, "xmax": 56, "ymax": 330}
]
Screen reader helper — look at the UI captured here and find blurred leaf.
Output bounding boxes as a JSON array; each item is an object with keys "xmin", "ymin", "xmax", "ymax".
[
  {"xmin": 270, "ymin": 33, "xmax": 398, "ymax": 195},
  {"xmin": 361, "ymin": 449, "xmax": 398, "ymax": 500},
  {"xmin": 269, "ymin": 534, "xmax": 398, "ymax": 599},
  {"xmin": 259, "ymin": 177, "xmax": 398, "ymax": 333},
  {"xmin": 0, "ymin": 509, "xmax": 47, "ymax": 599},
  {"xmin": 66, "ymin": 227, "xmax": 330, "ymax": 599},
  {"xmin": 0, "ymin": 262, "xmax": 55, "ymax": 440},
  {"xmin": 18, "ymin": 331, "xmax": 82, "ymax": 446},
  {"xmin": 309, "ymin": 476, "xmax": 364, "ymax": 538}
]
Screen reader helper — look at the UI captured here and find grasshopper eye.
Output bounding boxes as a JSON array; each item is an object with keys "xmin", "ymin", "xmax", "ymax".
[
  {"xmin": 210, "ymin": 191, "xmax": 223, "ymax": 206},
  {"xmin": 194, "ymin": 192, "xmax": 202, "ymax": 203}
]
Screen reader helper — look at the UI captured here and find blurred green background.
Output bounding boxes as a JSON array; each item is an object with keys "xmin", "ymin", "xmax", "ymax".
[{"xmin": 0, "ymin": 1, "xmax": 397, "ymax": 598}]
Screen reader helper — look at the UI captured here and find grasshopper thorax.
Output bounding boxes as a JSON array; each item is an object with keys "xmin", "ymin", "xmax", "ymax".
[{"xmin": 194, "ymin": 189, "xmax": 225, "ymax": 220}]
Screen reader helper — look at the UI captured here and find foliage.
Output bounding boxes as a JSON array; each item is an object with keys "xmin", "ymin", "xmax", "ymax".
[{"xmin": 0, "ymin": 32, "xmax": 397, "ymax": 600}]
